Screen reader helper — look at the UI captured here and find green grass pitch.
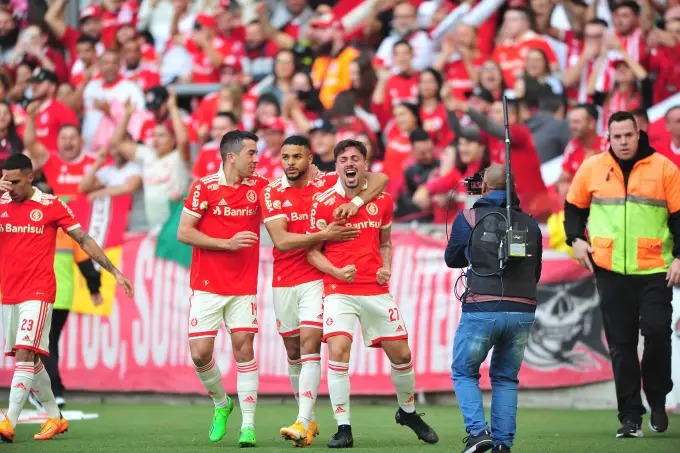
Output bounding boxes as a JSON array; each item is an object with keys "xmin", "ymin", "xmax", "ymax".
[{"xmin": 7, "ymin": 403, "xmax": 680, "ymax": 452}]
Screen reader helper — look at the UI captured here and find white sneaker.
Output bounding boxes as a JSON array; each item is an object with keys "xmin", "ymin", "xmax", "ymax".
[{"xmin": 55, "ymin": 396, "xmax": 66, "ymax": 408}]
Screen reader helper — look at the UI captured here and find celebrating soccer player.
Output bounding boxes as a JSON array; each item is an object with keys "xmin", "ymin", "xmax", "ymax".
[
  {"xmin": 177, "ymin": 130, "xmax": 269, "ymax": 447},
  {"xmin": 0, "ymin": 154, "xmax": 134, "ymax": 443},
  {"xmin": 259, "ymin": 135, "xmax": 388, "ymax": 447},
  {"xmin": 306, "ymin": 139, "xmax": 439, "ymax": 448}
]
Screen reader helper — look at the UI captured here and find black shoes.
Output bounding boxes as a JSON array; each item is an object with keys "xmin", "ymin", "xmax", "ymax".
[
  {"xmin": 395, "ymin": 408, "xmax": 439, "ymax": 444},
  {"xmin": 327, "ymin": 425, "xmax": 353, "ymax": 448},
  {"xmin": 492, "ymin": 446, "xmax": 511, "ymax": 452},
  {"xmin": 616, "ymin": 419, "xmax": 643, "ymax": 438},
  {"xmin": 649, "ymin": 408, "xmax": 669, "ymax": 433},
  {"xmin": 461, "ymin": 430, "xmax": 493, "ymax": 453}
]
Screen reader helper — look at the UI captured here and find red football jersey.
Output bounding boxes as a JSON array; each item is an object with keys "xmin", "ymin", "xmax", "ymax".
[
  {"xmin": 308, "ymin": 182, "xmax": 393, "ymax": 296},
  {"xmin": 186, "ymin": 36, "xmax": 234, "ymax": 84},
  {"xmin": 41, "ymin": 153, "xmax": 97, "ymax": 198},
  {"xmin": 32, "ymin": 100, "xmax": 80, "ymax": 152},
  {"xmin": 183, "ymin": 170, "xmax": 269, "ymax": 296},
  {"xmin": 561, "ymin": 135, "xmax": 608, "ymax": 177},
  {"xmin": 123, "ymin": 64, "xmax": 161, "ymax": 93},
  {"xmin": 0, "ymin": 189, "xmax": 81, "ymax": 304},
  {"xmin": 260, "ymin": 173, "xmax": 337, "ymax": 287}
]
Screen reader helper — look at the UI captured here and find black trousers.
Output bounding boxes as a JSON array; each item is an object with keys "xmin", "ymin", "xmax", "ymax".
[
  {"xmin": 43, "ymin": 309, "xmax": 70, "ymax": 398},
  {"xmin": 594, "ymin": 269, "xmax": 673, "ymax": 423}
]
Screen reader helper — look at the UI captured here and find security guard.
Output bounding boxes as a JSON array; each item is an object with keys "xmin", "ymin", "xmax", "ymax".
[
  {"xmin": 446, "ymin": 163, "xmax": 542, "ymax": 453},
  {"xmin": 565, "ymin": 111, "xmax": 680, "ymax": 438}
]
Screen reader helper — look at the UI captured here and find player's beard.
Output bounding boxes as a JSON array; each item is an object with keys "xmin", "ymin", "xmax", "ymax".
[{"xmin": 286, "ymin": 167, "xmax": 306, "ymax": 181}]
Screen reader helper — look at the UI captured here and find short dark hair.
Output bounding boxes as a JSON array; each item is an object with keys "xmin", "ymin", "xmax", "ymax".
[
  {"xmin": 572, "ymin": 103, "xmax": 599, "ymax": 121},
  {"xmin": 608, "ymin": 111, "xmax": 637, "ymax": 129},
  {"xmin": 631, "ymin": 107, "xmax": 649, "ymax": 122},
  {"xmin": 219, "ymin": 130, "xmax": 259, "ymax": 161},
  {"xmin": 282, "ymin": 135, "xmax": 311, "ymax": 150},
  {"xmin": 393, "ymin": 39, "xmax": 412, "ymax": 53},
  {"xmin": 59, "ymin": 124, "xmax": 80, "ymax": 134},
  {"xmin": 76, "ymin": 34, "xmax": 98, "ymax": 47},
  {"xmin": 537, "ymin": 95, "xmax": 565, "ymax": 114},
  {"xmin": 3, "ymin": 153, "xmax": 33, "ymax": 172},
  {"xmin": 409, "ymin": 129, "xmax": 430, "ymax": 144},
  {"xmin": 586, "ymin": 18, "xmax": 609, "ymax": 28},
  {"xmin": 334, "ymin": 139, "xmax": 367, "ymax": 160},
  {"xmin": 216, "ymin": 111, "xmax": 239, "ymax": 125},
  {"xmin": 256, "ymin": 93, "xmax": 281, "ymax": 115}
]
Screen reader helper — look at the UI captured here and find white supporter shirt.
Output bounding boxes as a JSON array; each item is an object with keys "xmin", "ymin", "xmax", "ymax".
[
  {"xmin": 376, "ymin": 30, "xmax": 435, "ymax": 72},
  {"xmin": 82, "ymin": 77, "xmax": 146, "ymax": 149},
  {"xmin": 134, "ymin": 145, "xmax": 190, "ymax": 228},
  {"xmin": 96, "ymin": 161, "xmax": 147, "ymax": 232}
]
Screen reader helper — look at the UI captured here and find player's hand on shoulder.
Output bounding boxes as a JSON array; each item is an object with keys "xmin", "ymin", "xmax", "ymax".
[
  {"xmin": 334, "ymin": 265, "xmax": 356, "ymax": 283},
  {"xmin": 224, "ymin": 231, "xmax": 259, "ymax": 250},
  {"xmin": 376, "ymin": 267, "xmax": 391, "ymax": 285},
  {"xmin": 322, "ymin": 221, "xmax": 360, "ymax": 242},
  {"xmin": 333, "ymin": 202, "xmax": 358, "ymax": 220}
]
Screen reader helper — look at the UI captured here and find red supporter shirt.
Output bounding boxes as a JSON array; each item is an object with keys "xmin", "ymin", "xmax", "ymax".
[
  {"xmin": 492, "ymin": 32, "xmax": 558, "ymax": 87},
  {"xmin": 138, "ymin": 115, "xmax": 198, "ymax": 146},
  {"xmin": 191, "ymin": 142, "xmax": 221, "ymax": 179},
  {"xmin": 260, "ymin": 173, "xmax": 338, "ymax": 287},
  {"xmin": 647, "ymin": 44, "xmax": 680, "ymax": 103},
  {"xmin": 657, "ymin": 139, "xmax": 680, "ymax": 169},
  {"xmin": 183, "ymin": 170, "xmax": 269, "ymax": 296},
  {"xmin": 420, "ymin": 102, "xmax": 454, "ymax": 149},
  {"xmin": 100, "ymin": 2, "xmax": 139, "ymax": 49},
  {"xmin": 256, "ymin": 149, "xmax": 284, "ymax": 181},
  {"xmin": 123, "ymin": 64, "xmax": 161, "ymax": 93},
  {"xmin": 383, "ymin": 124, "xmax": 413, "ymax": 197},
  {"xmin": 0, "ymin": 189, "xmax": 80, "ymax": 304},
  {"xmin": 41, "ymin": 153, "xmax": 97, "ymax": 198},
  {"xmin": 308, "ymin": 182, "xmax": 393, "ymax": 296},
  {"xmin": 33, "ymin": 100, "xmax": 80, "ymax": 152},
  {"xmin": 185, "ymin": 36, "xmax": 234, "ymax": 84},
  {"xmin": 561, "ymin": 135, "xmax": 608, "ymax": 177},
  {"xmin": 482, "ymin": 125, "xmax": 546, "ymax": 202},
  {"xmin": 377, "ymin": 73, "xmax": 419, "ymax": 126},
  {"xmin": 443, "ymin": 55, "xmax": 485, "ymax": 100}
]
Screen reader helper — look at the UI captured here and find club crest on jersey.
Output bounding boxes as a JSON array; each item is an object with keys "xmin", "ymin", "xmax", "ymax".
[
  {"xmin": 316, "ymin": 219, "xmax": 327, "ymax": 230},
  {"xmin": 247, "ymin": 190, "xmax": 257, "ymax": 203},
  {"xmin": 272, "ymin": 200, "xmax": 281, "ymax": 210},
  {"xmin": 30, "ymin": 209, "xmax": 43, "ymax": 222},
  {"xmin": 366, "ymin": 203, "xmax": 378, "ymax": 216}
]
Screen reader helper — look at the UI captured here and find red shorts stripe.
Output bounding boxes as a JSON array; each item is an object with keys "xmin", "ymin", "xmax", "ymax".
[
  {"xmin": 230, "ymin": 327, "xmax": 258, "ymax": 334},
  {"xmin": 300, "ymin": 321, "xmax": 323, "ymax": 328},
  {"xmin": 280, "ymin": 328, "xmax": 301, "ymax": 337},
  {"xmin": 188, "ymin": 330, "xmax": 219, "ymax": 338},
  {"xmin": 322, "ymin": 331, "xmax": 353, "ymax": 343},
  {"xmin": 369, "ymin": 334, "xmax": 408, "ymax": 348},
  {"xmin": 13, "ymin": 345, "xmax": 50, "ymax": 357},
  {"xmin": 33, "ymin": 301, "xmax": 48, "ymax": 350}
]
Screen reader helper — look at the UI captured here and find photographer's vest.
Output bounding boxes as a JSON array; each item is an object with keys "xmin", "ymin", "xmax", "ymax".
[
  {"xmin": 466, "ymin": 206, "xmax": 539, "ymax": 300},
  {"xmin": 568, "ymin": 152, "xmax": 674, "ymax": 275}
]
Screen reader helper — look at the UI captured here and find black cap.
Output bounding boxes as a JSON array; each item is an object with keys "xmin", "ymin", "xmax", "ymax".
[
  {"xmin": 145, "ymin": 85, "xmax": 169, "ymax": 111},
  {"xmin": 309, "ymin": 118, "xmax": 336, "ymax": 134},
  {"xmin": 28, "ymin": 68, "xmax": 59, "ymax": 84},
  {"xmin": 465, "ymin": 85, "xmax": 495, "ymax": 104}
]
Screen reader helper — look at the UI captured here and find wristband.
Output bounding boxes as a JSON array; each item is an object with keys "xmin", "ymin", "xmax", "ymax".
[{"xmin": 351, "ymin": 196, "xmax": 365, "ymax": 208}]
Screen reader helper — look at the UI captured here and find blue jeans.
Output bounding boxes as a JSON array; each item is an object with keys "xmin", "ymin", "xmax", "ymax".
[{"xmin": 451, "ymin": 311, "xmax": 535, "ymax": 447}]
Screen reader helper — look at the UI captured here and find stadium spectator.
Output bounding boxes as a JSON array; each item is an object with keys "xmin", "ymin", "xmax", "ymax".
[
  {"xmin": 120, "ymin": 38, "xmax": 160, "ymax": 92},
  {"xmin": 432, "ymin": 23, "xmax": 483, "ymax": 101},
  {"xmin": 647, "ymin": 6, "xmax": 680, "ymax": 103},
  {"xmin": 0, "ymin": 100, "xmax": 22, "ymax": 167},
  {"xmin": 395, "ymin": 129, "xmax": 440, "ymax": 222},
  {"xmin": 69, "ymin": 35, "xmax": 100, "ymax": 89},
  {"xmin": 372, "ymin": 40, "xmax": 419, "ymax": 127},
  {"xmin": 192, "ymin": 82, "xmax": 243, "ymax": 141},
  {"xmin": 513, "ymin": 47, "xmax": 564, "ymax": 110},
  {"xmin": 522, "ymin": 95, "xmax": 572, "ymax": 163},
  {"xmin": 330, "ymin": 54, "xmax": 379, "ymax": 132},
  {"xmin": 256, "ymin": 116, "xmax": 287, "ymax": 180},
  {"xmin": 563, "ymin": 18, "xmax": 608, "ymax": 106},
  {"xmin": 7, "ymin": 24, "xmax": 68, "ymax": 83},
  {"xmin": 99, "ymin": 0, "xmax": 139, "ymax": 50},
  {"xmin": 192, "ymin": 111, "xmax": 239, "ymax": 179},
  {"xmin": 383, "ymin": 102, "xmax": 422, "ymax": 197},
  {"xmin": 611, "ymin": 1, "xmax": 646, "ymax": 63},
  {"xmin": 375, "ymin": 0, "xmax": 434, "ymax": 71},
  {"xmin": 476, "ymin": 59, "xmax": 506, "ymax": 102},
  {"xmin": 138, "ymin": 85, "xmax": 194, "ymax": 148},
  {"xmin": 0, "ymin": 4, "xmax": 20, "ymax": 65},
  {"xmin": 309, "ymin": 118, "xmax": 337, "ymax": 173},
  {"xmin": 259, "ymin": 49, "xmax": 297, "ymax": 105},
  {"xmin": 44, "ymin": 1, "xmax": 103, "ymax": 69},
  {"xmin": 180, "ymin": 13, "xmax": 237, "ymax": 84},
  {"xmin": 281, "ymin": 71, "xmax": 324, "ymax": 134},
  {"xmin": 658, "ymin": 105, "xmax": 680, "ymax": 168}
]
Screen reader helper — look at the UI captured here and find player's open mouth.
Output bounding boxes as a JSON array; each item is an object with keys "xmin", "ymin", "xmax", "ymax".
[{"xmin": 345, "ymin": 169, "xmax": 357, "ymax": 178}]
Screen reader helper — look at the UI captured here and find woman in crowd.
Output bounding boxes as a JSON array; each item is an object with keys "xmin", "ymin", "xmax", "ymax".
[{"xmin": 418, "ymin": 67, "xmax": 454, "ymax": 152}]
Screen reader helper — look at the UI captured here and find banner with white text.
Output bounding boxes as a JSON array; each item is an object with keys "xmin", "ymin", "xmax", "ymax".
[{"xmin": 0, "ymin": 230, "xmax": 615, "ymax": 394}]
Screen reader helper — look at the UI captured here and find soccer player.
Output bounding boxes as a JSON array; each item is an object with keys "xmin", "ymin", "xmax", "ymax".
[
  {"xmin": 0, "ymin": 154, "xmax": 133, "ymax": 443},
  {"xmin": 259, "ymin": 135, "xmax": 388, "ymax": 447},
  {"xmin": 306, "ymin": 139, "xmax": 439, "ymax": 448},
  {"xmin": 177, "ymin": 130, "xmax": 268, "ymax": 447}
]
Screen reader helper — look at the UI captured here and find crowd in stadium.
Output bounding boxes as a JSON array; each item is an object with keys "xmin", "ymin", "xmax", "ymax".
[{"xmin": 0, "ymin": 0, "xmax": 679, "ymax": 232}]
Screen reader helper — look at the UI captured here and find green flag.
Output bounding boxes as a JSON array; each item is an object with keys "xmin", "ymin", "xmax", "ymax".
[{"xmin": 155, "ymin": 198, "xmax": 192, "ymax": 268}]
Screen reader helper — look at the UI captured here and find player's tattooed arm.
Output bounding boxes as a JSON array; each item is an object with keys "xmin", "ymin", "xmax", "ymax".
[
  {"xmin": 377, "ymin": 225, "xmax": 392, "ymax": 285},
  {"xmin": 68, "ymin": 227, "xmax": 135, "ymax": 297},
  {"xmin": 68, "ymin": 228, "xmax": 117, "ymax": 274}
]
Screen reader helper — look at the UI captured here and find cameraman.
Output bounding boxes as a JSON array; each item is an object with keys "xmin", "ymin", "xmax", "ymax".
[{"xmin": 445, "ymin": 163, "xmax": 542, "ymax": 453}]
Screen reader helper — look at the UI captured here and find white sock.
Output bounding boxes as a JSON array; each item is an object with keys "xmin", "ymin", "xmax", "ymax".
[
  {"xmin": 32, "ymin": 360, "xmax": 61, "ymax": 419},
  {"xmin": 195, "ymin": 358, "xmax": 228, "ymax": 407},
  {"xmin": 7, "ymin": 362, "xmax": 35, "ymax": 427},
  {"xmin": 391, "ymin": 361, "xmax": 416, "ymax": 413},
  {"xmin": 297, "ymin": 354, "xmax": 321, "ymax": 429},
  {"xmin": 288, "ymin": 357, "xmax": 301, "ymax": 403},
  {"xmin": 328, "ymin": 360, "xmax": 350, "ymax": 426},
  {"xmin": 237, "ymin": 360, "xmax": 259, "ymax": 429}
]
